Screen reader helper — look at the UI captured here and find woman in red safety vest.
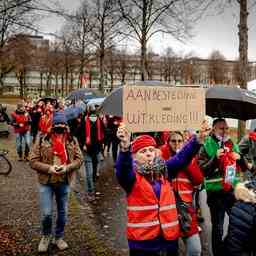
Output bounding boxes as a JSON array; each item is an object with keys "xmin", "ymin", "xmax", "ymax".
[
  {"xmin": 115, "ymin": 124, "xmax": 209, "ymax": 256},
  {"xmin": 160, "ymin": 131, "xmax": 203, "ymax": 256}
]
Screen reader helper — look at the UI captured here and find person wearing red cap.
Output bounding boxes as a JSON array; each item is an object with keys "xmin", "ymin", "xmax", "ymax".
[{"xmin": 115, "ymin": 124, "xmax": 209, "ymax": 256}]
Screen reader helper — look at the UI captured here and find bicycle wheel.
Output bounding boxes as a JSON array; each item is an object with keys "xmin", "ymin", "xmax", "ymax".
[{"xmin": 0, "ymin": 154, "xmax": 12, "ymax": 176}]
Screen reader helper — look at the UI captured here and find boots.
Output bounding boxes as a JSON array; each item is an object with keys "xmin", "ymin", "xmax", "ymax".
[{"xmin": 18, "ymin": 152, "xmax": 23, "ymax": 161}]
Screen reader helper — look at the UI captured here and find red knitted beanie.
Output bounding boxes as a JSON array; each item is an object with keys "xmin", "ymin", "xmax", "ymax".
[{"xmin": 131, "ymin": 135, "xmax": 157, "ymax": 153}]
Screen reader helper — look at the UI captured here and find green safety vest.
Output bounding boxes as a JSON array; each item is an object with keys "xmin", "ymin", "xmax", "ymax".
[{"xmin": 203, "ymin": 136, "xmax": 241, "ymax": 192}]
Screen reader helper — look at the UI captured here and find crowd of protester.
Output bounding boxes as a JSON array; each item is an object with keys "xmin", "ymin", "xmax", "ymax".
[{"xmin": 2, "ymin": 97, "xmax": 256, "ymax": 255}]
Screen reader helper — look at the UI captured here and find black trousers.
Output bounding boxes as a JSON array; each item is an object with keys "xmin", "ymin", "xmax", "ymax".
[
  {"xmin": 111, "ymin": 136, "xmax": 120, "ymax": 163},
  {"xmin": 207, "ymin": 191, "xmax": 235, "ymax": 256}
]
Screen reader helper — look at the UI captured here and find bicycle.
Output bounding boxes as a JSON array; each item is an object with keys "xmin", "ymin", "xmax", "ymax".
[{"xmin": 0, "ymin": 149, "xmax": 12, "ymax": 176}]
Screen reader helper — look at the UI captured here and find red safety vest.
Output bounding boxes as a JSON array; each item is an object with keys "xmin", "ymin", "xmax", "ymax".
[
  {"xmin": 127, "ymin": 173, "xmax": 180, "ymax": 241},
  {"xmin": 172, "ymin": 173, "xmax": 194, "ymax": 203}
]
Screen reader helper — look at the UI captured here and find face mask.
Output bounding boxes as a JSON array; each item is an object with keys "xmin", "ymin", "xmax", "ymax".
[
  {"xmin": 53, "ymin": 127, "xmax": 66, "ymax": 134},
  {"xmin": 89, "ymin": 116, "xmax": 97, "ymax": 122},
  {"xmin": 215, "ymin": 134, "xmax": 230, "ymax": 143},
  {"xmin": 135, "ymin": 157, "xmax": 167, "ymax": 182}
]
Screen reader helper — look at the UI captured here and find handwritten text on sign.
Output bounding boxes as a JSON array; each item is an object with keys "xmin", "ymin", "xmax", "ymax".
[{"xmin": 123, "ymin": 86, "xmax": 205, "ymax": 132}]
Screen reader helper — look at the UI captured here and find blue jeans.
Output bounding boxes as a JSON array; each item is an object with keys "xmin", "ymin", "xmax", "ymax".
[
  {"xmin": 39, "ymin": 183, "xmax": 70, "ymax": 238},
  {"xmin": 15, "ymin": 131, "xmax": 31, "ymax": 157},
  {"xmin": 183, "ymin": 234, "xmax": 201, "ymax": 256},
  {"xmin": 84, "ymin": 152, "xmax": 95, "ymax": 193}
]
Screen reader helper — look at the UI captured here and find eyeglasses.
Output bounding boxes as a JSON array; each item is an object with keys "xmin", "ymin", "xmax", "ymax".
[{"xmin": 170, "ymin": 139, "xmax": 183, "ymax": 143}]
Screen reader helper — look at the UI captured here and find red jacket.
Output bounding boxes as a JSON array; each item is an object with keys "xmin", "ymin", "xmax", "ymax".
[
  {"xmin": 39, "ymin": 114, "xmax": 52, "ymax": 135},
  {"xmin": 160, "ymin": 143, "xmax": 204, "ymax": 237},
  {"xmin": 11, "ymin": 111, "xmax": 30, "ymax": 134},
  {"xmin": 127, "ymin": 173, "xmax": 180, "ymax": 241}
]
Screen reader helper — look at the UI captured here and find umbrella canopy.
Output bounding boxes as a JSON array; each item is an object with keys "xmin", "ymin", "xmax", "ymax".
[
  {"xmin": 87, "ymin": 97, "xmax": 105, "ymax": 107},
  {"xmin": 101, "ymin": 81, "xmax": 171, "ymax": 116},
  {"xmin": 206, "ymin": 86, "xmax": 256, "ymax": 120},
  {"xmin": 65, "ymin": 88, "xmax": 98, "ymax": 102},
  {"xmin": 64, "ymin": 106, "xmax": 84, "ymax": 121}
]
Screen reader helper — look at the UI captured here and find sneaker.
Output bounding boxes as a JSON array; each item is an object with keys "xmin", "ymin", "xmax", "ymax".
[
  {"xmin": 55, "ymin": 238, "xmax": 69, "ymax": 251},
  {"xmin": 87, "ymin": 193, "xmax": 96, "ymax": 202},
  {"xmin": 18, "ymin": 156, "xmax": 23, "ymax": 161},
  {"xmin": 24, "ymin": 156, "xmax": 29, "ymax": 162},
  {"xmin": 38, "ymin": 235, "xmax": 51, "ymax": 253}
]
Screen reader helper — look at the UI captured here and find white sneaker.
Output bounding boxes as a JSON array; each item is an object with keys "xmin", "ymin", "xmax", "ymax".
[
  {"xmin": 38, "ymin": 235, "xmax": 51, "ymax": 253},
  {"xmin": 55, "ymin": 238, "xmax": 69, "ymax": 250}
]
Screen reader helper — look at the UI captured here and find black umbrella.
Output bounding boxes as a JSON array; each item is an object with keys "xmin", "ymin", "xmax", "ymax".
[
  {"xmin": 101, "ymin": 81, "xmax": 172, "ymax": 116},
  {"xmin": 65, "ymin": 88, "xmax": 98, "ymax": 102},
  {"xmin": 206, "ymin": 86, "xmax": 256, "ymax": 120}
]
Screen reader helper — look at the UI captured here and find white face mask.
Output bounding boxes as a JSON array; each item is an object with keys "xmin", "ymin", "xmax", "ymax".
[
  {"xmin": 215, "ymin": 134, "xmax": 230, "ymax": 143},
  {"xmin": 89, "ymin": 116, "xmax": 97, "ymax": 122}
]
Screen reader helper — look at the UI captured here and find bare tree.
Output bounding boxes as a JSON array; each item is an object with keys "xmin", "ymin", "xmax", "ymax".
[
  {"xmin": 161, "ymin": 47, "xmax": 182, "ymax": 84},
  {"xmin": 118, "ymin": 0, "xmax": 212, "ymax": 81},
  {"xmin": 0, "ymin": 0, "xmax": 35, "ymax": 94},
  {"xmin": 58, "ymin": 28, "xmax": 76, "ymax": 96},
  {"xmin": 86, "ymin": 0, "xmax": 123, "ymax": 91},
  {"xmin": 238, "ymin": 0, "xmax": 249, "ymax": 139},
  {"xmin": 115, "ymin": 49, "xmax": 130, "ymax": 85},
  {"xmin": 105, "ymin": 47, "xmax": 117, "ymax": 90},
  {"xmin": 0, "ymin": 0, "xmax": 64, "ymax": 95},
  {"xmin": 8, "ymin": 34, "xmax": 34, "ymax": 97},
  {"xmin": 207, "ymin": 0, "xmax": 255, "ymax": 138},
  {"xmin": 207, "ymin": 50, "xmax": 227, "ymax": 85},
  {"xmin": 68, "ymin": 2, "xmax": 94, "ymax": 89}
]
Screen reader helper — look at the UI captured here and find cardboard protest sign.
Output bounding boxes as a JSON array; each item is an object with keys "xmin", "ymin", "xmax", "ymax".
[{"xmin": 123, "ymin": 85, "xmax": 205, "ymax": 133}]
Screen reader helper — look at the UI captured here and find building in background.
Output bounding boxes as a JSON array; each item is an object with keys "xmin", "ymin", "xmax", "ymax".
[{"xmin": 2, "ymin": 34, "xmax": 256, "ymax": 97}]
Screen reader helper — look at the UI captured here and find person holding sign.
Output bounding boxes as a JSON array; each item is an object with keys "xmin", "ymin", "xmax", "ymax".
[
  {"xmin": 115, "ymin": 122, "xmax": 209, "ymax": 256},
  {"xmin": 198, "ymin": 118, "xmax": 248, "ymax": 256}
]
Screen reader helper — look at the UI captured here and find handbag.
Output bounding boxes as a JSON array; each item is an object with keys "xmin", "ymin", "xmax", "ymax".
[{"xmin": 174, "ymin": 190, "xmax": 192, "ymax": 233}]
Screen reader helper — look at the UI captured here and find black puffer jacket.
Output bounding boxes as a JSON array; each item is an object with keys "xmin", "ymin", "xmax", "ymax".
[{"xmin": 225, "ymin": 200, "xmax": 256, "ymax": 255}]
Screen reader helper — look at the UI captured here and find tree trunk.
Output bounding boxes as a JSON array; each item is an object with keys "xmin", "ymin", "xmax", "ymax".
[
  {"xmin": 140, "ymin": 37, "xmax": 147, "ymax": 81},
  {"xmin": 46, "ymin": 74, "xmax": 51, "ymax": 96},
  {"xmin": 79, "ymin": 58, "xmax": 85, "ymax": 89},
  {"xmin": 55, "ymin": 75, "xmax": 58, "ymax": 96},
  {"xmin": 65, "ymin": 67, "xmax": 69, "ymax": 95},
  {"xmin": 40, "ymin": 72, "xmax": 43, "ymax": 97},
  {"xmin": 19, "ymin": 76, "xmax": 24, "ymax": 98},
  {"xmin": 99, "ymin": 48, "xmax": 104, "ymax": 92},
  {"xmin": 70, "ymin": 72, "xmax": 74, "ymax": 92},
  {"xmin": 89, "ymin": 71, "xmax": 92, "ymax": 88},
  {"xmin": 0, "ymin": 77, "xmax": 4, "ymax": 96},
  {"xmin": 110, "ymin": 72, "xmax": 114, "ymax": 91},
  {"xmin": 238, "ymin": 0, "xmax": 248, "ymax": 141},
  {"xmin": 140, "ymin": 1, "xmax": 148, "ymax": 81},
  {"xmin": 61, "ymin": 74, "xmax": 64, "ymax": 97},
  {"xmin": 99, "ymin": 18, "xmax": 105, "ymax": 92}
]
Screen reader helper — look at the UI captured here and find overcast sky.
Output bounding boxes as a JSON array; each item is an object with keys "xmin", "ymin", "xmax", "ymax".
[{"xmin": 38, "ymin": 0, "xmax": 256, "ymax": 61}]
